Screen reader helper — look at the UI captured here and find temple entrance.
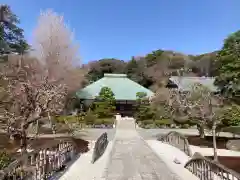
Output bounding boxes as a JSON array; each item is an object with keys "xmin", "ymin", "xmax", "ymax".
[{"xmin": 115, "ymin": 100, "xmax": 136, "ymax": 117}]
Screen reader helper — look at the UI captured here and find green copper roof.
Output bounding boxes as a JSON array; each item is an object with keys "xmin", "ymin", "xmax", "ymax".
[{"xmin": 76, "ymin": 73, "xmax": 154, "ymax": 100}]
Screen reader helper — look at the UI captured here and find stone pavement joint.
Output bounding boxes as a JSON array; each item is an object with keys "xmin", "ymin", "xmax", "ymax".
[{"xmin": 102, "ymin": 118, "xmax": 183, "ymax": 180}]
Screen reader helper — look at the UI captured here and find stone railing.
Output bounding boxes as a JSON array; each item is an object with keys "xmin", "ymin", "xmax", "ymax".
[
  {"xmin": 0, "ymin": 138, "xmax": 77, "ymax": 180},
  {"xmin": 185, "ymin": 152, "xmax": 240, "ymax": 180},
  {"xmin": 158, "ymin": 131, "xmax": 192, "ymax": 156},
  {"xmin": 91, "ymin": 132, "xmax": 108, "ymax": 164}
]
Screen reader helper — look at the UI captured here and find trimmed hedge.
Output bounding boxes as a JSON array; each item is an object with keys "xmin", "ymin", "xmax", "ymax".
[
  {"xmin": 138, "ymin": 118, "xmax": 193, "ymax": 129},
  {"xmin": 55, "ymin": 114, "xmax": 114, "ymax": 127},
  {"xmin": 155, "ymin": 119, "xmax": 172, "ymax": 126},
  {"xmin": 94, "ymin": 118, "xmax": 114, "ymax": 125},
  {"xmin": 55, "ymin": 115, "xmax": 78, "ymax": 123}
]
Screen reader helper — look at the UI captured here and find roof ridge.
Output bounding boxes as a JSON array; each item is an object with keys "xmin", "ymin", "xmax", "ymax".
[
  {"xmin": 104, "ymin": 73, "xmax": 127, "ymax": 78},
  {"xmin": 170, "ymin": 76, "xmax": 216, "ymax": 80}
]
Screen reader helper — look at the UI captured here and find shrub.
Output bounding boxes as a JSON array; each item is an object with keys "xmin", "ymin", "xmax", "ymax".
[
  {"xmin": 141, "ymin": 120, "xmax": 154, "ymax": 126},
  {"xmin": 76, "ymin": 112, "xmax": 86, "ymax": 124},
  {"xmin": 155, "ymin": 119, "xmax": 172, "ymax": 128},
  {"xmin": 55, "ymin": 115, "xmax": 77, "ymax": 123},
  {"xmin": 94, "ymin": 118, "xmax": 103, "ymax": 125},
  {"xmin": 94, "ymin": 87, "xmax": 116, "ymax": 118},
  {"xmin": 144, "ymin": 124, "xmax": 156, "ymax": 129},
  {"xmin": 102, "ymin": 118, "xmax": 114, "ymax": 125},
  {"xmin": 221, "ymin": 105, "xmax": 240, "ymax": 126},
  {"xmin": 181, "ymin": 124, "xmax": 190, "ymax": 129},
  {"xmin": 84, "ymin": 110, "xmax": 96, "ymax": 125},
  {"xmin": 0, "ymin": 151, "xmax": 12, "ymax": 169}
]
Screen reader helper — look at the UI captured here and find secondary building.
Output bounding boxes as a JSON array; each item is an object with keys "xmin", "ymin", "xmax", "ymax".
[
  {"xmin": 166, "ymin": 76, "xmax": 218, "ymax": 93},
  {"xmin": 76, "ymin": 73, "xmax": 154, "ymax": 116}
]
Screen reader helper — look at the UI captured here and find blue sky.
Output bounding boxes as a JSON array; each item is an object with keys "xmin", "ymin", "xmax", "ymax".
[{"xmin": 1, "ymin": 0, "xmax": 240, "ymax": 64}]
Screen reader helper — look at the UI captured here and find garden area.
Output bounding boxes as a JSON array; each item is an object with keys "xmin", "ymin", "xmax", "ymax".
[
  {"xmin": 60, "ymin": 86, "xmax": 117, "ymax": 129},
  {"xmin": 134, "ymin": 85, "xmax": 240, "ymax": 166},
  {"xmin": 55, "ymin": 113, "xmax": 115, "ymax": 130}
]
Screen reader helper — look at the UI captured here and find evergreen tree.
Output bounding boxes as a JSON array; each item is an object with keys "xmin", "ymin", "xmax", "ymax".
[
  {"xmin": 94, "ymin": 87, "xmax": 116, "ymax": 118},
  {"xmin": 215, "ymin": 30, "xmax": 240, "ymax": 98},
  {"xmin": 0, "ymin": 5, "xmax": 29, "ymax": 55}
]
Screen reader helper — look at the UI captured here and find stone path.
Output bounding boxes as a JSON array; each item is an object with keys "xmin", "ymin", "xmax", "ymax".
[{"xmin": 102, "ymin": 119, "xmax": 182, "ymax": 180}]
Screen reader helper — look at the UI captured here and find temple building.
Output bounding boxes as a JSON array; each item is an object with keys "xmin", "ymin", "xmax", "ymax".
[
  {"xmin": 76, "ymin": 73, "xmax": 154, "ymax": 116},
  {"xmin": 166, "ymin": 76, "xmax": 218, "ymax": 93}
]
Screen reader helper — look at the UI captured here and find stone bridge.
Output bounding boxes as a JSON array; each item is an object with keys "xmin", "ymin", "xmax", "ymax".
[
  {"xmin": 1, "ymin": 118, "xmax": 239, "ymax": 180},
  {"xmin": 57, "ymin": 119, "xmax": 186, "ymax": 180}
]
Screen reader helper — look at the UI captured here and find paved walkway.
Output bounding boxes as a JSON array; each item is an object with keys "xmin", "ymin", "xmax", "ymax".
[
  {"xmin": 147, "ymin": 140, "xmax": 199, "ymax": 180},
  {"xmin": 58, "ymin": 141, "xmax": 114, "ymax": 180},
  {"xmin": 102, "ymin": 119, "xmax": 182, "ymax": 180}
]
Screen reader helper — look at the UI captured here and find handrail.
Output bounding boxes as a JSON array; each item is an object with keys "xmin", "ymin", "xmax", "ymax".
[
  {"xmin": 185, "ymin": 152, "xmax": 240, "ymax": 180},
  {"xmin": 0, "ymin": 136, "xmax": 77, "ymax": 180},
  {"xmin": 158, "ymin": 131, "xmax": 192, "ymax": 156}
]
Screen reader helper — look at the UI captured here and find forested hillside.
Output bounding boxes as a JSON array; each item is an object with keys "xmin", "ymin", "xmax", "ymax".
[{"xmin": 84, "ymin": 50, "xmax": 218, "ymax": 91}]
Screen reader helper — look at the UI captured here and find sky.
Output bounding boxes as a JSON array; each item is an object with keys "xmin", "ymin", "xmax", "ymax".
[{"xmin": 1, "ymin": 0, "xmax": 240, "ymax": 64}]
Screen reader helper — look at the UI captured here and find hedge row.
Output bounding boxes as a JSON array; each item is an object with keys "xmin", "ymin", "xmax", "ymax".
[
  {"xmin": 55, "ymin": 115, "xmax": 115, "ymax": 125},
  {"xmin": 138, "ymin": 119, "xmax": 192, "ymax": 129}
]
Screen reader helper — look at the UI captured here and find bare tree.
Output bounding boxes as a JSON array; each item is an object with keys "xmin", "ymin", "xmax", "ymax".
[
  {"xmin": 0, "ymin": 54, "xmax": 67, "ymax": 152},
  {"xmin": 188, "ymin": 83, "xmax": 224, "ymax": 161},
  {"xmin": 32, "ymin": 9, "xmax": 84, "ymax": 132},
  {"xmin": 0, "ymin": 9, "xmax": 85, "ymax": 153},
  {"xmin": 151, "ymin": 82, "xmax": 224, "ymax": 161}
]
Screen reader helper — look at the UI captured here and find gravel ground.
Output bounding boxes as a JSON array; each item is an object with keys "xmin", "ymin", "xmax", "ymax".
[
  {"xmin": 74, "ymin": 128, "xmax": 116, "ymax": 141},
  {"xmin": 72, "ymin": 128, "xmax": 237, "ymax": 141}
]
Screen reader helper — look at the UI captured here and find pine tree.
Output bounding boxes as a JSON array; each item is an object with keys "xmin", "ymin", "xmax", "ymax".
[{"xmin": 0, "ymin": 5, "xmax": 29, "ymax": 55}]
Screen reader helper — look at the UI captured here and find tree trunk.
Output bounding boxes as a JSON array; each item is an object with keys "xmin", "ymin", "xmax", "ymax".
[
  {"xmin": 212, "ymin": 121, "xmax": 218, "ymax": 161},
  {"xmin": 197, "ymin": 124, "xmax": 205, "ymax": 139},
  {"xmin": 36, "ymin": 120, "xmax": 39, "ymax": 135},
  {"xmin": 48, "ymin": 112, "xmax": 56, "ymax": 134},
  {"xmin": 20, "ymin": 123, "xmax": 28, "ymax": 166}
]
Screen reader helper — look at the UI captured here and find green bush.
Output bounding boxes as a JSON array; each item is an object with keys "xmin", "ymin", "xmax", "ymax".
[
  {"xmin": 94, "ymin": 87, "xmax": 116, "ymax": 118},
  {"xmin": 102, "ymin": 118, "xmax": 114, "ymax": 125},
  {"xmin": 0, "ymin": 151, "xmax": 12, "ymax": 169},
  {"xmin": 155, "ymin": 119, "xmax": 172, "ymax": 127},
  {"xmin": 141, "ymin": 120, "xmax": 154, "ymax": 125},
  {"xmin": 93, "ymin": 101, "xmax": 115, "ymax": 118},
  {"xmin": 135, "ymin": 105, "xmax": 155, "ymax": 121},
  {"xmin": 144, "ymin": 124, "xmax": 156, "ymax": 129},
  {"xmin": 84, "ymin": 111, "xmax": 96, "ymax": 125},
  {"xmin": 94, "ymin": 118, "xmax": 103, "ymax": 125},
  {"xmin": 55, "ymin": 115, "xmax": 77, "ymax": 123},
  {"xmin": 181, "ymin": 124, "xmax": 190, "ymax": 129},
  {"xmin": 221, "ymin": 105, "xmax": 240, "ymax": 126},
  {"xmin": 76, "ymin": 112, "xmax": 86, "ymax": 124}
]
